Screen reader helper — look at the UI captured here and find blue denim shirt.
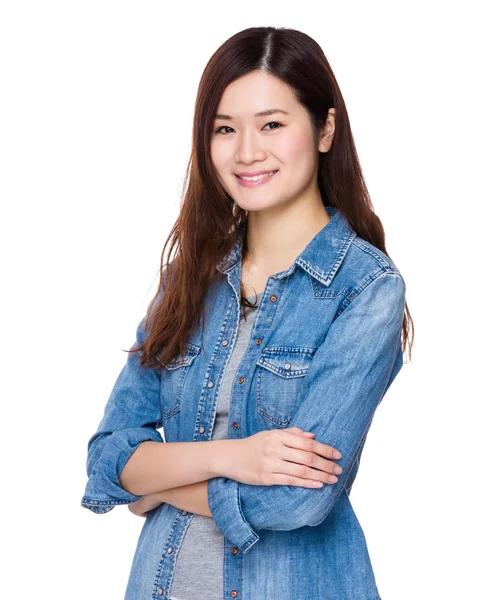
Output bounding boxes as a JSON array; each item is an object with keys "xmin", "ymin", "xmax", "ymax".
[{"xmin": 81, "ymin": 204, "xmax": 406, "ymax": 600}]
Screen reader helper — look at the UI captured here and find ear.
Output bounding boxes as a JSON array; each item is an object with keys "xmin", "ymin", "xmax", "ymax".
[{"xmin": 318, "ymin": 108, "xmax": 336, "ymax": 153}]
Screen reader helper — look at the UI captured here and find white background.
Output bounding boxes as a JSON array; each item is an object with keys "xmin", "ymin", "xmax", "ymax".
[{"xmin": 1, "ymin": 1, "xmax": 489, "ymax": 598}]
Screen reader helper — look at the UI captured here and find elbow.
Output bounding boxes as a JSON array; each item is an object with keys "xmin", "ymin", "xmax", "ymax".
[
  {"xmin": 303, "ymin": 491, "xmax": 339, "ymax": 528},
  {"xmin": 286, "ymin": 488, "xmax": 336, "ymax": 530},
  {"xmin": 251, "ymin": 490, "xmax": 328, "ymax": 532}
]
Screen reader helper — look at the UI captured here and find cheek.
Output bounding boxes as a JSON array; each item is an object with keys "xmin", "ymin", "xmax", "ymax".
[
  {"xmin": 276, "ymin": 138, "xmax": 317, "ymax": 185},
  {"xmin": 210, "ymin": 141, "xmax": 229, "ymax": 171},
  {"xmin": 277, "ymin": 130, "xmax": 314, "ymax": 162}
]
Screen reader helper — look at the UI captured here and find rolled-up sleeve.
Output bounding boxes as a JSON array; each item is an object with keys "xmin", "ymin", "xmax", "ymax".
[
  {"xmin": 208, "ymin": 271, "xmax": 406, "ymax": 552},
  {"xmin": 81, "ymin": 313, "xmax": 164, "ymax": 514}
]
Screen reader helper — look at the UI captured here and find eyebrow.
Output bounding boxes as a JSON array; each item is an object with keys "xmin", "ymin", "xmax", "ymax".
[{"xmin": 215, "ymin": 108, "xmax": 290, "ymax": 121}]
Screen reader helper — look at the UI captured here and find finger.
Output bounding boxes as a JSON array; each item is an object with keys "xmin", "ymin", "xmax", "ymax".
[
  {"xmin": 282, "ymin": 432, "xmax": 341, "ymax": 460},
  {"xmin": 314, "ymin": 440, "xmax": 342, "ymax": 460},
  {"xmin": 282, "ymin": 446, "xmax": 342, "ymax": 476},
  {"xmin": 268, "ymin": 472, "xmax": 328, "ymax": 488},
  {"xmin": 274, "ymin": 458, "xmax": 339, "ymax": 484}
]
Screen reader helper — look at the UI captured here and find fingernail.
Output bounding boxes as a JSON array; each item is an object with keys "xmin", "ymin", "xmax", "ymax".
[{"xmin": 333, "ymin": 451, "xmax": 342, "ymax": 458}]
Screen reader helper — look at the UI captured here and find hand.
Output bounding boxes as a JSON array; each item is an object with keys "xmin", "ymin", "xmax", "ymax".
[
  {"xmin": 127, "ymin": 494, "xmax": 164, "ymax": 517},
  {"xmin": 225, "ymin": 427, "xmax": 343, "ymax": 488}
]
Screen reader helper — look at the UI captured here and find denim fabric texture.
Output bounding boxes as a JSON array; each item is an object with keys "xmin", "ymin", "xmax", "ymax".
[{"xmin": 81, "ymin": 204, "xmax": 405, "ymax": 600}]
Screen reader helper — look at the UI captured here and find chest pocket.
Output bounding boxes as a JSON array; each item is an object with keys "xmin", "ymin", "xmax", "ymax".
[
  {"xmin": 255, "ymin": 346, "xmax": 317, "ymax": 428},
  {"xmin": 160, "ymin": 342, "xmax": 201, "ymax": 419}
]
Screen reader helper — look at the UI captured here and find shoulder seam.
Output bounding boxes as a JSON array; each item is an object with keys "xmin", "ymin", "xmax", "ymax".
[{"xmin": 335, "ymin": 270, "xmax": 404, "ymax": 319}]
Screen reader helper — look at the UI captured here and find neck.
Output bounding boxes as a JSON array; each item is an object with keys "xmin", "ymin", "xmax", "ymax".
[{"xmin": 244, "ymin": 199, "xmax": 330, "ymax": 274}]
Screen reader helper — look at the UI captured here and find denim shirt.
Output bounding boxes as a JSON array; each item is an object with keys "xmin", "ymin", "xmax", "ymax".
[{"xmin": 81, "ymin": 204, "xmax": 406, "ymax": 600}]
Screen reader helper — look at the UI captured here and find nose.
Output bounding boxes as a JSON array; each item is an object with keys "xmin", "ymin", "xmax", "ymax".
[{"xmin": 234, "ymin": 129, "xmax": 267, "ymax": 165}]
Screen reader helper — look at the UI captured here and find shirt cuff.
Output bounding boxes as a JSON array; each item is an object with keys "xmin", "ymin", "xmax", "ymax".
[
  {"xmin": 207, "ymin": 476, "xmax": 260, "ymax": 553},
  {"xmin": 81, "ymin": 429, "xmax": 162, "ymax": 514}
]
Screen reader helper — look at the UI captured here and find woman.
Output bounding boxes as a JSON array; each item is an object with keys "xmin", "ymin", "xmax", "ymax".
[{"xmin": 81, "ymin": 26, "xmax": 414, "ymax": 600}]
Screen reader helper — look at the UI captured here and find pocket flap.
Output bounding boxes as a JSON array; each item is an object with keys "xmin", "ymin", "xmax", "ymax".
[
  {"xmin": 165, "ymin": 342, "xmax": 201, "ymax": 370},
  {"xmin": 257, "ymin": 346, "xmax": 316, "ymax": 378}
]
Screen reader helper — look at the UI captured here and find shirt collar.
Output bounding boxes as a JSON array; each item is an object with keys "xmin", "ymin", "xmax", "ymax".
[{"xmin": 216, "ymin": 204, "xmax": 356, "ymax": 288}]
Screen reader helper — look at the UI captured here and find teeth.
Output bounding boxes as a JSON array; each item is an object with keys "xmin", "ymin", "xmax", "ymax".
[{"xmin": 238, "ymin": 171, "xmax": 276, "ymax": 182}]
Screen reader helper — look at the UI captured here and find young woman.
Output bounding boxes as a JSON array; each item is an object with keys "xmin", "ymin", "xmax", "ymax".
[{"xmin": 81, "ymin": 26, "xmax": 414, "ymax": 600}]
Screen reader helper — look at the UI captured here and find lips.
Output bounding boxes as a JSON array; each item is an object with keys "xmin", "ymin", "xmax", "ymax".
[
  {"xmin": 235, "ymin": 170, "xmax": 278, "ymax": 187},
  {"xmin": 236, "ymin": 170, "xmax": 278, "ymax": 181},
  {"xmin": 236, "ymin": 169, "xmax": 278, "ymax": 178}
]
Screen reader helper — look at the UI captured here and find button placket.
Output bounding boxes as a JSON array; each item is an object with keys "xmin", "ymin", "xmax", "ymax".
[{"xmin": 221, "ymin": 279, "xmax": 282, "ymax": 600}]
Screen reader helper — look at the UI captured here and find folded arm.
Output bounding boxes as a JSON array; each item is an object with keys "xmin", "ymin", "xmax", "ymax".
[
  {"xmin": 80, "ymin": 314, "xmax": 165, "ymax": 513},
  {"xmin": 129, "ymin": 481, "xmax": 212, "ymax": 518},
  {"xmin": 207, "ymin": 271, "xmax": 406, "ymax": 553},
  {"xmin": 81, "ymin": 304, "xmax": 225, "ymax": 513}
]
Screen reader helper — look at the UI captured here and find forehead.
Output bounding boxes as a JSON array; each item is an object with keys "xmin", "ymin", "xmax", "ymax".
[{"xmin": 216, "ymin": 71, "xmax": 299, "ymax": 118}]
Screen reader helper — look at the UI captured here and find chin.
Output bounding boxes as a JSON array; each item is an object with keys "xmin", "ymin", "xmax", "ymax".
[{"xmin": 242, "ymin": 200, "xmax": 285, "ymax": 215}]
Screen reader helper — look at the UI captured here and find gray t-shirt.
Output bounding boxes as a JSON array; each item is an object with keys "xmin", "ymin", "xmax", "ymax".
[{"xmin": 169, "ymin": 291, "xmax": 263, "ymax": 600}]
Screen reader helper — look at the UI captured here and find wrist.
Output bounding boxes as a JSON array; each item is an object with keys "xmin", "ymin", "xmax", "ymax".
[{"xmin": 209, "ymin": 439, "xmax": 239, "ymax": 479}]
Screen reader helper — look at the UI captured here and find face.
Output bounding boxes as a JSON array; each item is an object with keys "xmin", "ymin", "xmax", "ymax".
[{"xmin": 210, "ymin": 70, "xmax": 334, "ymax": 214}]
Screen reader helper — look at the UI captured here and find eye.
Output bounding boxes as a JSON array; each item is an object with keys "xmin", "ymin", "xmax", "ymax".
[
  {"xmin": 215, "ymin": 125, "xmax": 234, "ymax": 135},
  {"xmin": 214, "ymin": 121, "xmax": 284, "ymax": 135},
  {"xmin": 263, "ymin": 121, "xmax": 283, "ymax": 131}
]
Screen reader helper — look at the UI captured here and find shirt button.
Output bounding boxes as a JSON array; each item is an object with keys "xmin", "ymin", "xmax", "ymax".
[
  {"xmin": 182, "ymin": 510, "xmax": 188, "ymax": 515},
  {"xmin": 270, "ymin": 295, "xmax": 277, "ymax": 302},
  {"xmin": 255, "ymin": 338, "xmax": 262, "ymax": 345},
  {"xmin": 238, "ymin": 376, "xmax": 244, "ymax": 384},
  {"xmin": 199, "ymin": 426, "xmax": 205, "ymax": 434},
  {"xmin": 167, "ymin": 547, "xmax": 173, "ymax": 554},
  {"xmin": 284, "ymin": 362, "xmax": 291, "ymax": 370},
  {"xmin": 231, "ymin": 547, "xmax": 238, "ymax": 555},
  {"xmin": 208, "ymin": 381, "xmax": 214, "ymax": 388},
  {"xmin": 222, "ymin": 339, "xmax": 229, "ymax": 346},
  {"xmin": 232, "ymin": 422, "xmax": 238, "ymax": 430},
  {"xmin": 157, "ymin": 587, "xmax": 164, "ymax": 596},
  {"xmin": 231, "ymin": 591, "xmax": 238, "ymax": 598}
]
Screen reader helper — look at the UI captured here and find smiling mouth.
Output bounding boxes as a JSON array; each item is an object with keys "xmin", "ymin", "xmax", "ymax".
[{"xmin": 235, "ymin": 170, "xmax": 278, "ymax": 182}]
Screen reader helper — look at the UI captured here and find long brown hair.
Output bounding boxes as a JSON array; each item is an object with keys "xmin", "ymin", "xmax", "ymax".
[{"xmin": 127, "ymin": 26, "xmax": 414, "ymax": 369}]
